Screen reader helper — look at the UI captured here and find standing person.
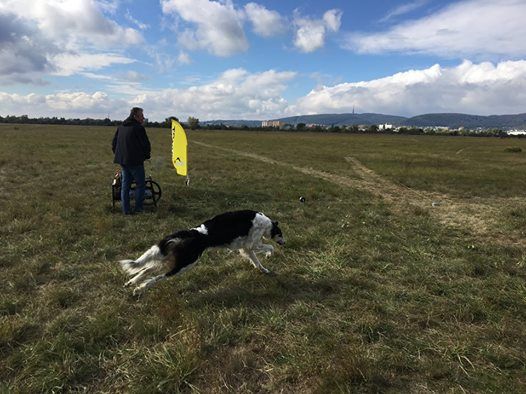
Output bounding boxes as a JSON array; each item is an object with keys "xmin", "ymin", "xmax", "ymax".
[{"xmin": 112, "ymin": 107, "xmax": 151, "ymax": 215}]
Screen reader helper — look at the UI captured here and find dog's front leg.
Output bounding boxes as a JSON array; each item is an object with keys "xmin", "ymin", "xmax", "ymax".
[
  {"xmin": 255, "ymin": 243, "xmax": 274, "ymax": 258},
  {"xmin": 240, "ymin": 248, "xmax": 271, "ymax": 274}
]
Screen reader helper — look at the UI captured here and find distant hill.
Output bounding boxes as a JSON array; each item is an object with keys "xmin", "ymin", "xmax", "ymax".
[
  {"xmin": 202, "ymin": 113, "xmax": 526, "ymax": 129},
  {"xmin": 275, "ymin": 113, "xmax": 407, "ymax": 126},
  {"xmin": 404, "ymin": 113, "xmax": 526, "ymax": 129}
]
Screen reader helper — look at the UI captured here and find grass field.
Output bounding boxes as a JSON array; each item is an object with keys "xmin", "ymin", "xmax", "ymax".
[{"xmin": 1, "ymin": 124, "xmax": 525, "ymax": 392}]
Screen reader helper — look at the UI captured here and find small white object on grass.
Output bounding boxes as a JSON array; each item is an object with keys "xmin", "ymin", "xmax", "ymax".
[{"xmin": 299, "ymin": 196, "xmax": 306, "ymax": 203}]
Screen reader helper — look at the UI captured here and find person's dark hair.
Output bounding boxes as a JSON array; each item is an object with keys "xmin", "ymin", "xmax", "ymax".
[{"xmin": 129, "ymin": 107, "xmax": 143, "ymax": 118}]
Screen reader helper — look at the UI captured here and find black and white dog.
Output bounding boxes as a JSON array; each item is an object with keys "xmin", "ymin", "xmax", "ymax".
[{"xmin": 119, "ymin": 210, "xmax": 285, "ymax": 295}]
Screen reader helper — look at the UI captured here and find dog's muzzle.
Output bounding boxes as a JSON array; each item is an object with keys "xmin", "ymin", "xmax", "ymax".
[{"xmin": 276, "ymin": 238, "xmax": 285, "ymax": 246}]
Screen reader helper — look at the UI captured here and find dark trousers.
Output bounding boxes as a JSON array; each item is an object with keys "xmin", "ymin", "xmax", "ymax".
[{"xmin": 120, "ymin": 164, "xmax": 145, "ymax": 214}]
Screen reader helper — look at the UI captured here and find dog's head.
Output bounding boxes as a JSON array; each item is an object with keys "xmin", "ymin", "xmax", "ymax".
[{"xmin": 270, "ymin": 221, "xmax": 285, "ymax": 245}]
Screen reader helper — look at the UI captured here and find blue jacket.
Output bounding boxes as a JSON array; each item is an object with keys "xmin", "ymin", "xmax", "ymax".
[{"xmin": 112, "ymin": 117, "xmax": 151, "ymax": 166}]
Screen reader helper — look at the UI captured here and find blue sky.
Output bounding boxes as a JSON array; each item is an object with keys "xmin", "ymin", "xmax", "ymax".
[{"xmin": 1, "ymin": 0, "xmax": 525, "ymax": 121}]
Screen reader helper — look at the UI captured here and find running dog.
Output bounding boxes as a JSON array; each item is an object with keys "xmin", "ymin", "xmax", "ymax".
[{"xmin": 119, "ymin": 210, "xmax": 285, "ymax": 295}]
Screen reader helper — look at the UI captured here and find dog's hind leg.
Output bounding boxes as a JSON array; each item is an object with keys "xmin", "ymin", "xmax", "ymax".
[
  {"xmin": 132, "ymin": 251, "xmax": 202, "ymax": 295},
  {"xmin": 132, "ymin": 274, "xmax": 166, "ymax": 295},
  {"xmin": 240, "ymin": 248, "xmax": 271, "ymax": 274},
  {"xmin": 124, "ymin": 264, "xmax": 158, "ymax": 287}
]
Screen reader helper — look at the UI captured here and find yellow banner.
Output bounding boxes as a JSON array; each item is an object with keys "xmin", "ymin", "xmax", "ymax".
[{"xmin": 171, "ymin": 119, "xmax": 188, "ymax": 176}]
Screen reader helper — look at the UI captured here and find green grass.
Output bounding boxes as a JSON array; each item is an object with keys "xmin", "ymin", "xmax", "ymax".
[{"xmin": 1, "ymin": 124, "xmax": 525, "ymax": 392}]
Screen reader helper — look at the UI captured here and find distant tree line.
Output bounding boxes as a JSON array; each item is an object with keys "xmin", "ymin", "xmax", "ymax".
[
  {"xmin": 0, "ymin": 114, "xmax": 514, "ymax": 138},
  {"xmin": 0, "ymin": 114, "xmax": 122, "ymax": 126},
  {"xmin": 0, "ymin": 114, "xmax": 183, "ymax": 128}
]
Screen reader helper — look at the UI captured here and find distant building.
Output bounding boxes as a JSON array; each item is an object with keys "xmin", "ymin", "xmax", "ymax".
[
  {"xmin": 262, "ymin": 120, "xmax": 286, "ymax": 128},
  {"xmin": 508, "ymin": 130, "xmax": 526, "ymax": 136},
  {"xmin": 378, "ymin": 124, "xmax": 393, "ymax": 130}
]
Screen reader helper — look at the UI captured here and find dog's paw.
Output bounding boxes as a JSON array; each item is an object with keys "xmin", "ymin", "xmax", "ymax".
[
  {"xmin": 260, "ymin": 267, "xmax": 271, "ymax": 274},
  {"xmin": 264, "ymin": 251, "xmax": 273, "ymax": 258},
  {"xmin": 132, "ymin": 286, "xmax": 143, "ymax": 296}
]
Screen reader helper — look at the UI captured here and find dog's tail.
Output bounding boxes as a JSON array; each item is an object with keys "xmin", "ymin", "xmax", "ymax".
[
  {"xmin": 119, "ymin": 259, "xmax": 142, "ymax": 275},
  {"xmin": 119, "ymin": 244, "xmax": 165, "ymax": 276},
  {"xmin": 119, "ymin": 259, "xmax": 165, "ymax": 278}
]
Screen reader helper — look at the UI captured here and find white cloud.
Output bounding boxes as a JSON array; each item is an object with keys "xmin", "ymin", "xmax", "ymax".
[
  {"xmin": 125, "ymin": 9, "xmax": 149, "ymax": 31},
  {"xmin": 177, "ymin": 51, "xmax": 191, "ymax": 65},
  {"xmin": 293, "ymin": 9, "xmax": 342, "ymax": 53},
  {"xmin": 290, "ymin": 60, "xmax": 526, "ymax": 116},
  {"xmin": 46, "ymin": 91, "xmax": 109, "ymax": 110},
  {"xmin": 0, "ymin": 68, "xmax": 297, "ymax": 120},
  {"xmin": 121, "ymin": 71, "xmax": 147, "ymax": 82},
  {"xmin": 323, "ymin": 9, "xmax": 343, "ymax": 32},
  {"xmin": 0, "ymin": 0, "xmax": 143, "ymax": 83},
  {"xmin": 0, "ymin": 0, "xmax": 143, "ymax": 49},
  {"xmin": 0, "ymin": 92, "xmax": 45, "ymax": 109},
  {"xmin": 294, "ymin": 23, "xmax": 325, "ymax": 53},
  {"xmin": 379, "ymin": 0, "xmax": 429, "ymax": 23},
  {"xmin": 79, "ymin": 72, "xmax": 113, "ymax": 81},
  {"xmin": 161, "ymin": 0, "xmax": 248, "ymax": 57},
  {"xmin": 0, "ymin": 12, "xmax": 56, "ymax": 79},
  {"xmin": 97, "ymin": 0, "xmax": 120, "ymax": 14},
  {"xmin": 345, "ymin": 0, "xmax": 526, "ymax": 58},
  {"xmin": 144, "ymin": 46, "xmax": 177, "ymax": 73},
  {"xmin": 244, "ymin": 2, "xmax": 286, "ymax": 37},
  {"xmin": 52, "ymin": 53, "xmax": 135, "ymax": 76},
  {"xmin": 131, "ymin": 68, "xmax": 297, "ymax": 120},
  {"xmin": 0, "ymin": 91, "xmax": 127, "ymax": 118}
]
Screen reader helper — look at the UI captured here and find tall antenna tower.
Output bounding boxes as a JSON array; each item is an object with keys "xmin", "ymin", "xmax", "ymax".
[{"xmin": 352, "ymin": 105, "xmax": 355, "ymax": 115}]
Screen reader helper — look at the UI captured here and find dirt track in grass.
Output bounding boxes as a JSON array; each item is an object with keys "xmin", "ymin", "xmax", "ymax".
[{"xmin": 194, "ymin": 141, "xmax": 525, "ymax": 247}]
